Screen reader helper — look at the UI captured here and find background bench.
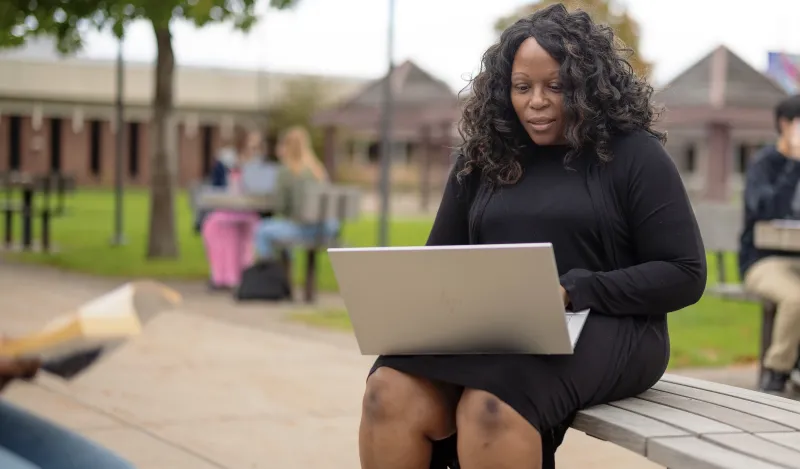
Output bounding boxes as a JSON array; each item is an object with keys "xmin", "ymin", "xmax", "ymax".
[
  {"xmin": 573, "ymin": 373, "xmax": 800, "ymax": 468},
  {"xmin": 0, "ymin": 171, "xmax": 75, "ymax": 252},
  {"xmin": 693, "ymin": 203, "xmax": 776, "ymax": 385},
  {"xmin": 189, "ymin": 179, "xmax": 361, "ymax": 302},
  {"xmin": 276, "ymin": 182, "xmax": 361, "ymax": 303}
]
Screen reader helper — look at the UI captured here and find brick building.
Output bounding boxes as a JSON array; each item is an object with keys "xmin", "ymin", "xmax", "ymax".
[
  {"xmin": 0, "ymin": 39, "xmax": 367, "ymax": 187},
  {"xmin": 654, "ymin": 45, "xmax": 788, "ymax": 201}
]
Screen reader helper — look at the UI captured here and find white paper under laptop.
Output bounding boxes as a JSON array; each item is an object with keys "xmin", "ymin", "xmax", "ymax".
[
  {"xmin": 566, "ymin": 311, "xmax": 590, "ymax": 346},
  {"xmin": 328, "ymin": 243, "xmax": 590, "ymax": 356}
]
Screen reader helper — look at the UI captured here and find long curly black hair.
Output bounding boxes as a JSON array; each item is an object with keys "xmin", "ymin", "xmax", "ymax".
[{"xmin": 458, "ymin": 3, "xmax": 665, "ymax": 186}]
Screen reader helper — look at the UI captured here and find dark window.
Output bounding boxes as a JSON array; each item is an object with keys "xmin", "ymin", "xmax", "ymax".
[
  {"xmin": 265, "ymin": 135, "xmax": 279, "ymax": 162},
  {"xmin": 50, "ymin": 118, "xmax": 62, "ymax": 172},
  {"xmin": 89, "ymin": 120, "xmax": 101, "ymax": 176},
  {"xmin": 737, "ymin": 143, "xmax": 749, "ymax": 173},
  {"xmin": 367, "ymin": 142, "xmax": 380, "ymax": 164},
  {"xmin": 201, "ymin": 125, "xmax": 213, "ymax": 176},
  {"xmin": 128, "ymin": 122, "xmax": 140, "ymax": 177},
  {"xmin": 9, "ymin": 115, "xmax": 21, "ymax": 171},
  {"xmin": 685, "ymin": 144, "xmax": 696, "ymax": 173}
]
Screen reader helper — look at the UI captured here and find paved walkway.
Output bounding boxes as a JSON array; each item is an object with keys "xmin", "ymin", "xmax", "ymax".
[{"xmin": 0, "ymin": 262, "xmax": 764, "ymax": 468}]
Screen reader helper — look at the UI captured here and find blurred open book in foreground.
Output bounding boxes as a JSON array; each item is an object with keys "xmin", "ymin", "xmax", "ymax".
[{"xmin": 0, "ymin": 281, "xmax": 182, "ymax": 379}]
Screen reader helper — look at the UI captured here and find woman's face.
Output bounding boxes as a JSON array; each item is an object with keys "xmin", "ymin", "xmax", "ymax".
[
  {"xmin": 510, "ymin": 37, "xmax": 567, "ymax": 146},
  {"xmin": 242, "ymin": 132, "xmax": 263, "ymax": 158},
  {"xmin": 276, "ymin": 134, "xmax": 299, "ymax": 164}
]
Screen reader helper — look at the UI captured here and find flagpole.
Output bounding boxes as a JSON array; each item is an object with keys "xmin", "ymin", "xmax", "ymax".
[{"xmin": 377, "ymin": 0, "xmax": 396, "ymax": 247}]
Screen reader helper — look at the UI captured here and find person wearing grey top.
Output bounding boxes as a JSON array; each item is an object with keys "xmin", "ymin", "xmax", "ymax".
[{"xmin": 253, "ymin": 126, "xmax": 339, "ymax": 260}]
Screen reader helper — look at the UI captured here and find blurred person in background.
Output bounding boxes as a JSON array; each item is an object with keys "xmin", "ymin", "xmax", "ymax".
[
  {"xmin": 0, "ymin": 356, "xmax": 134, "ymax": 469},
  {"xmin": 202, "ymin": 129, "xmax": 264, "ymax": 290},
  {"xmin": 209, "ymin": 140, "xmax": 239, "ymax": 188},
  {"xmin": 739, "ymin": 94, "xmax": 800, "ymax": 394},
  {"xmin": 193, "ymin": 138, "xmax": 242, "ymax": 233},
  {"xmin": 192, "ymin": 139, "xmax": 238, "ymax": 235},
  {"xmin": 252, "ymin": 126, "xmax": 338, "ymax": 262}
]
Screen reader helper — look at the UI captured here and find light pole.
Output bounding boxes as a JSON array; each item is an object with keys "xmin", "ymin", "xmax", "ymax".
[
  {"xmin": 258, "ymin": 6, "xmax": 269, "ymax": 150},
  {"xmin": 111, "ymin": 33, "xmax": 126, "ymax": 246},
  {"xmin": 377, "ymin": 0, "xmax": 396, "ymax": 247}
]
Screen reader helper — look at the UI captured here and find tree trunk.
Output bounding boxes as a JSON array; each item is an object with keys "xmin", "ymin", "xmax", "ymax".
[{"xmin": 146, "ymin": 23, "xmax": 178, "ymax": 259}]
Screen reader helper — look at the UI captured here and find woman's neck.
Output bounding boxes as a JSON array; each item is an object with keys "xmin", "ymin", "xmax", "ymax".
[
  {"xmin": 285, "ymin": 159, "xmax": 304, "ymax": 173},
  {"xmin": 778, "ymin": 137, "xmax": 791, "ymax": 157}
]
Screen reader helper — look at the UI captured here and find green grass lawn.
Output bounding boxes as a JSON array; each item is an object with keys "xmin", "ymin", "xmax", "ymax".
[
  {"xmin": 4, "ymin": 188, "xmax": 762, "ymax": 369},
  {"xmin": 3, "ymin": 188, "xmax": 432, "ymax": 289},
  {"xmin": 290, "ymin": 295, "xmax": 760, "ymax": 371}
]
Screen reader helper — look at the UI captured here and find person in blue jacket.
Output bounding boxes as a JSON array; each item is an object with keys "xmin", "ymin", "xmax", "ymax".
[
  {"xmin": 194, "ymin": 145, "xmax": 237, "ymax": 233},
  {"xmin": 199, "ymin": 134, "xmax": 263, "ymax": 289}
]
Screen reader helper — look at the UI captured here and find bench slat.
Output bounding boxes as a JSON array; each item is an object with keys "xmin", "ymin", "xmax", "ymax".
[
  {"xmin": 637, "ymin": 389, "xmax": 792, "ymax": 433},
  {"xmin": 611, "ymin": 397, "xmax": 740, "ymax": 434},
  {"xmin": 757, "ymin": 432, "xmax": 800, "ymax": 451},
  {"xmin": 648, "ymin": 436, "xmax": 785, "ymax": 469},
  {"xmin": 574, "ymin": 373, "xmax": 800, "ymax": 468},
  {"xmin": 661, "ymin": 374, "xmax": 800, "ymax": 415},
  {"xmin": 274, "ymin": 238, "xmax": 341, "ymax": 250},
  {"xmin": 653, "ymin": 382, "xmax": 800, "ymax": 430},
  {"xmin": 706, "ymin": 283, "xmax": 762, "ymax": 302},
  {"xmin": 704, "ymin": 433, "xmax": 800, "ymax": 469},
  {"xmin": 572, "ymin": 404, "xmax": 688, "ymax": 455}
]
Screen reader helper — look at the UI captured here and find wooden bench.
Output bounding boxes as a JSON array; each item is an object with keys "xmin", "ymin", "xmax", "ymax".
[
  {"xmin": 573, "ymin": 373, "xmax": 800, "ymax": 468},
  {"xmin": 0, "ymin": 171, "xmax": 74, "ymax": 252},
  {"xmin": 276, "ymin": 182, "xmax": 361, "ymax": 303},
  {"xmin": 693, "ymin": 203, "xmax": 777, "ymax": 384}
]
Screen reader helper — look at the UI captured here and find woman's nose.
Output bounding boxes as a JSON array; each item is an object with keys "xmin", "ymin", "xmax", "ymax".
[{"xmin": 528, "ymin": 88, "xmax": 547, "ymax": 110}]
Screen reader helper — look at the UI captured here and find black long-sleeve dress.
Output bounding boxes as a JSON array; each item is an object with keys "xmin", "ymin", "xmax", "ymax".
[{"xmin": 370, "ymin": 130, "xmax": 707, "ymax": 467}]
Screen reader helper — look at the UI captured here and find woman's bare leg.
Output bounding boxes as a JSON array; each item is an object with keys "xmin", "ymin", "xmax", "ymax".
[
  {"xmin": 456, "ymin": 389, "xmax": 542, "ymax": 469},
  {"xmin": 360, "ymin": 367, "xmax": 459, "ymax": 469}
]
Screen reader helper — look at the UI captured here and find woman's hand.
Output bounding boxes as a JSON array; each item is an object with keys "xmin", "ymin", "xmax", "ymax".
[
  {"xmin": 0, "ymin": 337, "xmax": 41, "ymax": 392},
  {"xmin": 560, "ymin": 286, "xmax": 570, "ymax": 308},
  {"xmin": 0, "ymin": 357, "xmax": 41, "ymax": 392}
]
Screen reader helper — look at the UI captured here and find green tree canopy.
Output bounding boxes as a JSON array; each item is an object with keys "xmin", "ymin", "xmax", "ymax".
[
  {"xmin": 267, "ymin": 77, "xmax": 328, "ymax": 155},
  {"xmin": 494, "ymin": 0, "xmax": 651, "ymax": 77}
]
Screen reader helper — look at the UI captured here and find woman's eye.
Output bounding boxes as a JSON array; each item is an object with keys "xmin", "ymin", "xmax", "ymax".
[
  {"xmin": 514, "ymin": 84, "xmax": 530, "ymax": 92},
  {"xmin": 549, "ymin": 83, "xmax": 563, "ymax": 92}
]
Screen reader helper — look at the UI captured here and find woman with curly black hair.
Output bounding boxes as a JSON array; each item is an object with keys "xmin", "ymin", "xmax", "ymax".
[{"xmin": 359, "ymin": 4, "xmax": 706, "ymax": 469}]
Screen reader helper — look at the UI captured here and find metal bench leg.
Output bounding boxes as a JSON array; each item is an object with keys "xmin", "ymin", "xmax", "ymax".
[
  {"xmin": 41, "ymin": 209, "xmax": 50, "ymax": 252},
  {"xmin": 21, "ymin": 186, "xmax": 33, "ymax": 251},
  {"xmin": 279, "ymin": 249, "xmax": 293, "ymax": 300},
  {"xmin": 759, "ymin": 301, "xmax": 777, "ymax": 385},
  {"xmin": 304, "ymin": 248, "xmax": 318, "ymax": 304},
  {"xmin": 3, "ymin": 205, "xmax": 12, "ymax": 249}
]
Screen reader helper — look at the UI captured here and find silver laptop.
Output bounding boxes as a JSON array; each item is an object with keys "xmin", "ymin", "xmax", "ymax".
[
  {"xmin": 240, "ymin": 161, "xmax": 280, "ymax": 195},
  {"xmin": 327, "ymin": 243, "xmax": 589, "ymax": 355}
]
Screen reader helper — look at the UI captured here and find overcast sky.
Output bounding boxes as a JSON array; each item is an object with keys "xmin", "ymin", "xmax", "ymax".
[{"xmin": 78, "ymin": 0, "xmax": 800, "ymax": 91}]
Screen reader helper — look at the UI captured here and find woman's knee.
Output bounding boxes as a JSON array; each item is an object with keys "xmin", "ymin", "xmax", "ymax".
[
  {"xmin": 255, "ymin": 221, "xmax": 275, "ymax": 238},
  {"xmin": 456, "ymin": 389, "xmax": 532, "ymax": 438},
  {"xmin": 257, "ymin": 220, "xmax": 296, "ymax": 243},
  {"xmin": 362, "ymin": 367, "xmax": 456, "ymax": 438}
]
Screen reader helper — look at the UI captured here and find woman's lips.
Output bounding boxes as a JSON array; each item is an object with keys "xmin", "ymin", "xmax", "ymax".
[{"xmin": 526, "ymin": 119, "xmax": 555, "ymax": 132}]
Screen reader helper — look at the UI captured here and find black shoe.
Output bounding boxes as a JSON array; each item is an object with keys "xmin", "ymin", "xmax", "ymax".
[
  {"xmin": 790, "ymin": 352, "xmax": 800, "ymax": 390},
  {"xmin": 790, "ymin": 369, "xmax": 800, "ymax": 391},
  {"xmin": 760, "ymin": 369, "xmax": 790, "ymax": 394}
]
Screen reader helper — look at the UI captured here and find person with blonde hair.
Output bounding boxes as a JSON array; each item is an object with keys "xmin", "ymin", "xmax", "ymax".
[{"xmin": 253, "ymin": 126, "xmax": 339, "ymax": 260}]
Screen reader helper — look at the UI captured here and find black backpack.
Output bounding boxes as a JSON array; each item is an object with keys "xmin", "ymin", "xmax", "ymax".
[{"xmin": 235, "ymin": 261, "xmax": 292, "ymax": 301}]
